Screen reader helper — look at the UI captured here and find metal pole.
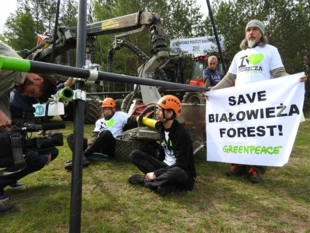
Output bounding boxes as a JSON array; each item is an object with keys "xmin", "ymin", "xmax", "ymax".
[
  {"xmin": 206, "ymin": 0, "xmax": 227, "ymax": 73},
  {"xmin": 0, "ymin": 57, "xmax": 207, "ymax": 92},
  {"xmin": 50, "ymin": 0, "xmax": 61, "ymax": 63},
  {"xmin": 69, "ymin": 0, "xmax": 87, "ymax": 232}
]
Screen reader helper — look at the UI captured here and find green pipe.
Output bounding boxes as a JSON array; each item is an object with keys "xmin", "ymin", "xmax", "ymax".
[
  {"xmin": 57, "ymin": 87, "xmax": 74, "ymax": 101},
  {"xmin": 0, "ymin": 56, "xmax": 31, "ymax": 72}
]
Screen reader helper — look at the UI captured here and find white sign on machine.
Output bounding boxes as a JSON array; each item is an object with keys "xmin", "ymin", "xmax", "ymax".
[{"xmin": 170, "ymin": 36, "xmax": 225, "ymax": 55}]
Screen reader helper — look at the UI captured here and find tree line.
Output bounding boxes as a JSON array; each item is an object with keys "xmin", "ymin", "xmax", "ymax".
[{"xmin": 1, "ymin": 0, "xmax": 309, "ymax": 92}]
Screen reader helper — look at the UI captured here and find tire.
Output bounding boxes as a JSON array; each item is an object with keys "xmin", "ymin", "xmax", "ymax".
[
  {"xmin": 84, "ymin": 97, "xmax": 101, "ymax": 124},
  {"xmin": 60, "ymin": 97, "xmax": 101, "ymax": 124},
  {"xmin": 182, "ymin": 92, "xmax": 206, "ymax": 104}
]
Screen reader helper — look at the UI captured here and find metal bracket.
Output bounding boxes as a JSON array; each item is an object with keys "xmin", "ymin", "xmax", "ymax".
[
  {"xmin": 82, "ymin": 62, "xmax": 100, "ymax": 83},
  {"xmin": 73, "ymin": 89, "xmax": 87, "ymax": 101}
]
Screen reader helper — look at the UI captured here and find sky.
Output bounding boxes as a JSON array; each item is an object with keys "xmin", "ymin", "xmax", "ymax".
[
  {"xmin": 0, "ymin": 0, "xmax": 17, "ymax": 33},
  {"xmin": 0, "ymin": 0, "xmax": 209, "ymax": 33}
]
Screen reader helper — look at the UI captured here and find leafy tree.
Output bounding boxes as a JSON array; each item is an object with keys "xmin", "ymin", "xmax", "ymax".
[
  {"xmin": 59, "ymin": 0, "xmax": 78, "ymax": 27},
  {"xmin": 2, "ymin": 12, "xmax": 36, "ymax": 53},
  {"xmin": 211, "ymin": 0, "xmax": 309, "ymax": 74}
]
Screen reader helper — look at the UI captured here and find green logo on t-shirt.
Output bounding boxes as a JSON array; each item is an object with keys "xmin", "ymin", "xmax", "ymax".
[
  {"xmin": 106, "ymin": 118, "xmax": 115, "ymax": 127},
  {"xmin": 248, "ymin": 53, "xmax": 264, "ymax": 65}
]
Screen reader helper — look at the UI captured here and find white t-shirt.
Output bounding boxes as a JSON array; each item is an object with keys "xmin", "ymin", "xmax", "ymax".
[
  {"xmin": 94, "ymin": 111, "xmax": 128, "ymax": 138},
  {"xmin": 162, "ymin": 130, "xmax": 176, "ymax": 166},
  {"xmin": 228, "ymin": 44, "xmax": 284, "ymax": 86}
]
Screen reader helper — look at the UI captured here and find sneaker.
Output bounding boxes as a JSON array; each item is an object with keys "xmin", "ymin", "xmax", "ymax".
[
  {"xmin": 226, "ymin": 164, "xmax": 246, "ymax": 176},
  {"xmin": 0, "ymin": 192, "xmax": 9, "ymax": 202},
  {"xmin": 248, "ymin": 167, "xmax": 262, "ymax": 183},
  {"xmin": 64, "ymin": 155, "xmax": 90, "ymax": 171},
  {"xmin": 0, "ymin": 202, "xmax": 13, "ymax": 213},
  {"xmin": 128, "ymin": 174, "xmax": 145, "ymax": 186},
  {"xmin": 7, "ymin": 182, "xmax": 23, "ymax": 190}
]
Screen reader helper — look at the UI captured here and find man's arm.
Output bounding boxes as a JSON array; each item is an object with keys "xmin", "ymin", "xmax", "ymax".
[
  {"xmin": 271, "ymin": 67, "xmax": 289, "ymax": 78},
  {"xmin": 204, "ymin": 78, "xmax": 211, "ymax": 88},
  {"xmin": 64, "ymin": 77, "xmax": 75, "ymax": 87},
  {"xmin": 271, "ymin": 67, "xmax": 307, "ymax": 82},
  {"xmin": 123, "ymin": 115, "xmax": 138, "ymax": 131}
]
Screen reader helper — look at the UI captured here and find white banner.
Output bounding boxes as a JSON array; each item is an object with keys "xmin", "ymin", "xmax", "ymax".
[
  {"xmin": 206, "ymin": 73, "xmax": 305, "ymax": 167},
  {"xmin": 170, "ymin": 36, "xmax": 225, "ymax": 55}
]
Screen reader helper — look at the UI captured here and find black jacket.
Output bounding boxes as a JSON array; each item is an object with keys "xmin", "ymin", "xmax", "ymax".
[{"xmin": 154, "ymin": 120, "xmax": 196, "ymax": 190}]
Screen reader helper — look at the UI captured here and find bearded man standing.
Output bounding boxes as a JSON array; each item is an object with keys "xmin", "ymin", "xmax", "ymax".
[{"xmin": 209, "ymin": 19, "xmax": 307, "ymax": 183}]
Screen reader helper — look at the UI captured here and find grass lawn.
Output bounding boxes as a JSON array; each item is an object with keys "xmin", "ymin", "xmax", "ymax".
[{"xmin": 0, "ymin": 118, "xmax": 310, "ymax": 233}]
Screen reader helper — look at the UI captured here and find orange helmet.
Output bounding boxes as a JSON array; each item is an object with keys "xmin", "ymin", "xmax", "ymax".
[
  {"xmin": 157, "ymin": 95, "xmax": 182, "ymax": 116},
  {"xmin": 102, "ymin": 98, "xmax": 116, "ymax": 108}
]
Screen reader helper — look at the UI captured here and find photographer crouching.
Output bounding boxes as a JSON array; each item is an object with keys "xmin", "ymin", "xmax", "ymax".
[{"xmin": 0, "ymin": 40, "xmax": 58, "ymax": 213}]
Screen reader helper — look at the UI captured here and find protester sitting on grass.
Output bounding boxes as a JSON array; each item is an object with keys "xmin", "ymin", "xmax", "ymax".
[
  {"xmin": 65, "ymin": 97, "xmax": 137, "ymax": 170},
  {"xmin": 128, "ymin": 95, "xmax": 196, "ymax": 196}
]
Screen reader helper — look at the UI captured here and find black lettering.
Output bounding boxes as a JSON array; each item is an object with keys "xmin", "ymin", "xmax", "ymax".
[
  {"xmin": 260, "ymin": 108, "xmax": 264, "ymax": 118},
  {"xmin": 236, "ymin": 111, "xmax": 246, "ymax": 121},
  {"xmin": 228, "ymin": 96, "xmax": 236, "ymax": 106},
  {"xmin": 265, "ymin": 107, "xmax": 275, "ymax": 118},
  {"xmin": 228, "ymin": 112, "xmax": 236, "ymax": 122},
  {"xmin": 288, "ymin": 104, "xmax": 300, "ymax": 116},
  {"xmin": 276, "ymin": 103, "xmax": 287, "ymax": 117},
  {"xmin": 237, "ymin": 128, "xmax": 246, "ymax": 137},
  {"xmin": 219, "ymin": 114, "xmax": 228, "ymax": 122},
  {"xmin": 266, "ymin": 125, "xmax": 277, "ymax": 136},
  {"xmin": 237, "ymin": 95, "xmax": 247, "ymax": 105},
  {"xmin": 247, "ymin": 127, "xmax": 256, "ymax": 137},
  {"xmin": 246, "ymin": 109, "xmax": 259, "ymax": 120},
  {"xmin": 219, "ymin": 128, "xmax": 226, "ymax": 137},
  {"xmin": 245, "ymin": 93, "xmax": 256, "ymax": 103},
  {"xmin": 256, "ymin": 126, "xmax": 265, "ymax": 136},
  {"xmin": 227, "ymin": 128, "xmax": 236, "ymax": 137},
  {"xmin": 208, "ymin": 114, "xmax": 215, "ymax": 123},
  {"xmin": 257, "ymin": 91, "xmax": 267, "ymax": 101},
  {"xmin": 238, "ymin": 55, "xmax": 248, "ymax": 68}
]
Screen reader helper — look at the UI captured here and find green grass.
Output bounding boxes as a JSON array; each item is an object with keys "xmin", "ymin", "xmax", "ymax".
[{"xmin": 1, "ymin": 119, "xmax": 310, "ymax": 233}]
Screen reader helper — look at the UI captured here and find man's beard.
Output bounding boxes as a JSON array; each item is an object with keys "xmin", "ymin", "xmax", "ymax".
[
  {"xmin": 247, "ymin": 40, "xmax": 256, "ymax": 48},
  {"xmin": 104, "ymin": 114, "xmax": 113, "ymax": 120}
]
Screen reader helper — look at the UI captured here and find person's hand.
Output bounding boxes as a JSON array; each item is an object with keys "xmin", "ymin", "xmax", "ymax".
[
  {"xmin": 145, "ymin": 172, "xmax": 156, "ymax": 182},
  {"xmin": 204, "ymin": 87, "xmax": 213, "ymax": 100},
  {"xmin": 299, "ymin": 75, "xmax": 307, "ymax": 82},
  {"xmin": 0, "ymin": 110, "xmax": 12, "ymax": 132},
  {"xmin": 64, "ymin": 77, "xmax": 75, "ymax": 87},
  {"xmin": 45, "ymin": 153, "xmax": 52, "ymax": 166}
]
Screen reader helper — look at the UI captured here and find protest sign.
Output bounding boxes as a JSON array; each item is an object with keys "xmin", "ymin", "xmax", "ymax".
[{"xmin": 206, "ymin": 73, "xmax": 305, "ymax": 166}]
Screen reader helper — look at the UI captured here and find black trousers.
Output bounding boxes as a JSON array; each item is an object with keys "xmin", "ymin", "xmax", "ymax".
[
  {"xmin": 66, "ymin": 133, "xmax": 87, "ymax": 155},
  {"xmin": 0, "ymin": 147, "xmax": 59, "ymax": 191},
  {"xmin": 130, "ymin": 150, "xmax": 188, "ymax": 190},
  {"xmin": 67, "ymin": 131, "xmax": 116, "ymax": 158}
]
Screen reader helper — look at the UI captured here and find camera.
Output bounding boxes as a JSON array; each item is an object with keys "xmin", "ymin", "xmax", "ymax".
[{"xmin": 0, "ymin": 121, "xmax": 66, "ymax": 169}]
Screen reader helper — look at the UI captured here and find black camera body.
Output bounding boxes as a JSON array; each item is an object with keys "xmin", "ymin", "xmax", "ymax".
[{"xmin": 0, "ymin": 122, "xmax": 65, "ymax": 168}]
